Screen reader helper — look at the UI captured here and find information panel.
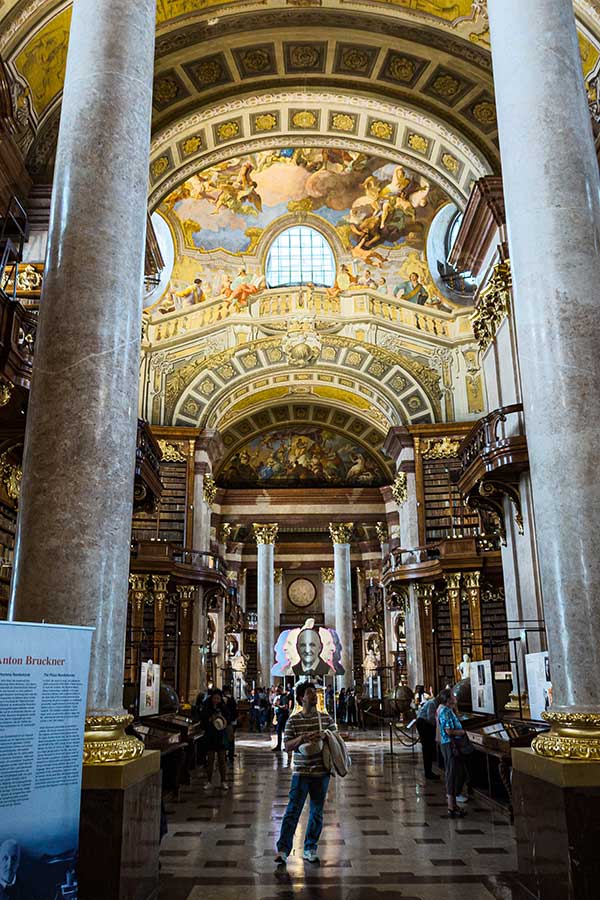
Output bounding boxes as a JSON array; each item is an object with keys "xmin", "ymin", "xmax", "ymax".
[
  {"xmin": 525, "ymin": 650, "xmax": 553, "ymax": 722},
  {"xmin": 139, "ymin": 659, "xmax": 161, "ymax": 717},
  {"xmin": 0, "ymin": 621, "xmax": 93, "ymax": 900},
  {"xmin": 470, "ymin": 659, "xmax": 496, "ymax": 715}
]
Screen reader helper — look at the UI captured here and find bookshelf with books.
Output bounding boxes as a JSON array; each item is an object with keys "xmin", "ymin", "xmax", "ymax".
[
  {"xmin": 0, "ymin": 502, "xmax": 16, "ymax": 619},
  {"xmin": 423, "ymin": 456, "xmax": 480, "ymax": 544},
  {"xmin": 132, "ymin": 460, "xmax": 188, "ymax": 546}
]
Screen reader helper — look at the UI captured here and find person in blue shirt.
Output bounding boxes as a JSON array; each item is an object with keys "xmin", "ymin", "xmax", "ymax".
[{"xmin": 437, "ymin": 688, "xmax": 467, "ymax": 817}]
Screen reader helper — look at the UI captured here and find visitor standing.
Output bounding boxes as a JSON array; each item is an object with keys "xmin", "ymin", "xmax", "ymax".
[
  {"xmin": 275, "ymin": 682, "xmax": 335, "ymax": 864},
  {"xmin": 437, "ymin": 688, "xmax": 466, "ymax": 817},
  {"xmin": 200, "ymin": 689, "xmax": 231, "ymax": 792},
  {"xmin": 272, "ymin": 686, "xmax": 290, "ymax": 751},
  {"xmin": 337, "ymin": 687, "xmax": 347, "ymax": 723},
  {"xmin": 416, "ymin": 693, "xmax": 439, "ymax": 780}
]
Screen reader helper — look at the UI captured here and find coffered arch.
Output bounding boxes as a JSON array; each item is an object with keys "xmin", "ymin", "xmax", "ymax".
[{"xmin": 162, "ymin": 333, "xmax": 442, "ymax": 430}]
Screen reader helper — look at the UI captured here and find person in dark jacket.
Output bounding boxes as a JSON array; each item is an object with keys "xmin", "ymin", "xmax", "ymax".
[
  {"xmin": 223, "ymin": 691, "xmax": 238, "ymax": 764},
  {"xmin": 272, "ymin": 686, "xmax": 290, "ymax": 751},
  {"xmin": 200, "ymin": 689, "xmax": 230, "ymax": 791}
]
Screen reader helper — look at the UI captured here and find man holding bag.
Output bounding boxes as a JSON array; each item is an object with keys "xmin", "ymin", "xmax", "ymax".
[{"xmin": 275, "ymin": 682, "xmax": 335, "ymax": 865}]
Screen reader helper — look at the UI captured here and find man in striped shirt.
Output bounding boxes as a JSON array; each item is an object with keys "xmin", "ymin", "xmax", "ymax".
[{"xmin": 274, "ymin": 681, "xmax": 335, "ymax": 865}]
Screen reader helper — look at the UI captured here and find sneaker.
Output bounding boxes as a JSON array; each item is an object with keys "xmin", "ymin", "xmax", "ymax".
[
  {"xmin": 456, "ymin": 794, "xmax": 469, "ymax": 803},
  {"xmin": 303, "ymin": 849, "xmax": 319, "ymax": 864},
  {"xmin": 274, "ymin": 851, "xmax": 288, "ymax": 865}
]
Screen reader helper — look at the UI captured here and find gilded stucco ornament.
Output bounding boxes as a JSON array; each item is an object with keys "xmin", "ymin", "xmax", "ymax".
[
  {"xmin": 281, "ymin": 317, "xmax": 322, "ymax": 367},
  {"xmin": 321, "ymin": 567, "xmax": 335, "ymax": 583},
  {"xmin": 421, "ymin": 436, "xmax": 461, "ymax": 459},
  {"xmin": 158, "ymin": 439, "xmax": 186, "ymax": 462},
  {"xmin": 533, "ymin": 710, "xmax": 600, "ymax": 760},
  {"xmin": 0, "ymin": 452, "xmax": 22, "ymax": 501},
  {"xmin": 375, "ymin": 521, "xmax": 389, "ymax": 544},
  {"xmin": 391, "ymin": 471, "xmax": 408, "ymax": 506},
  {"xmin": 472, "ymin": 260, "xmax": 512, "ymax": 352}
]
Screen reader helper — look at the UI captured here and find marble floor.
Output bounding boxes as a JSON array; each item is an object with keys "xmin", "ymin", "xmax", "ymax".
[{"xmin": 159, "ymin": 732, "xmax": 531, "ymax": 900}]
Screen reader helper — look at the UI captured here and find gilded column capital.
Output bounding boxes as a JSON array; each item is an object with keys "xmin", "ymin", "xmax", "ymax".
[
  {"xmin": 129, "ymin": 573, "xmax": 149, "ymax": 611},
  {"xmin": 220, "ymin": 522, "xmax": 232, "ymax": 543},
  {"xmin": 445, "ymin": 573, "xmax": 462, "ymax": 609},
  {"xmin": 415, "ymin": 583, "xmax": 434, "ymax": 616},
  {"xmin": 274, "ymin": 567, "xmax": 283, "ymax": 584},
  {"xmin": 463, "ymin": 570, "xmax": 481, "ymax": 608},
  {"xmin": 176, "ymin": 584, "xmax": 196, "ymax": 602},
  {"xmin": 329, "ymin": 522, "xmax": 354, "ymax": 544},
  {"xmin": 321, "ymin": 567, "xmax": 335, "ymax": 584},
  {"xmin": 252, "ymin": 522, "xmax": 279, "ymax": 544}
]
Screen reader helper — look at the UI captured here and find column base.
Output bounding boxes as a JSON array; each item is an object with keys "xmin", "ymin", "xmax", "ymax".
[
  {"xmin": 80, "ymin": 750, "xmax": 161, "ymax": 900},
  {"xmin": 512, "ymin": 747, "xmax": 600, "ymax": 900}
]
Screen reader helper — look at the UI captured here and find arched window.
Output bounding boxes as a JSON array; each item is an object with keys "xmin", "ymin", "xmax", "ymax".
[{"xmin": 266, "ymin": 225, "xmax": 336, "ymax": 288}]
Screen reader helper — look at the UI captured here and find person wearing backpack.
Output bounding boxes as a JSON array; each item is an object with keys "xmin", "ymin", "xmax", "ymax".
[{"xmin": 274, "ymin": 682, "xmax": 335, "ymax": 865}]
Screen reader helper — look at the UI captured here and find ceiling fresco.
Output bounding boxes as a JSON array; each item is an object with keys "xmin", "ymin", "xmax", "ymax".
[
  {"xmin": 217, "ymin": 424, "xmax": 389, "ymax": 488},
  {"xmin": 158, "ymin": 147, "xmax": 463, "ymax": 314}
]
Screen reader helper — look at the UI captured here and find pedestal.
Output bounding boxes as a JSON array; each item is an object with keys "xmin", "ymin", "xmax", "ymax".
[
  {"xmin": 80, "ymin": 752, "xmax": 161, "ymax": 900},
  {"xmin": 511, "ymin": 748, "xmax": 600, "ymax": 900}
]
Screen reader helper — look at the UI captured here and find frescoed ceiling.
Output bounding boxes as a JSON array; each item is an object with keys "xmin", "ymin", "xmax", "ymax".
[{"xmin": 3, "ymin": 0, "xmax": 600, "ymax": 190}]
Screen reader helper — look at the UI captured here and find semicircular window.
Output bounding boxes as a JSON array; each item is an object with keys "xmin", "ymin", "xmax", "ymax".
[{"xmin": 266, "ymin": 225, "xmax": 335, "ymax": 288}]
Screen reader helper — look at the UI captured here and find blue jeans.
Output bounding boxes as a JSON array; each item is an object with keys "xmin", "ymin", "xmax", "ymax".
[{"xmin": 277, "ymin": 774, "xmax": 330, "ymax": 854}]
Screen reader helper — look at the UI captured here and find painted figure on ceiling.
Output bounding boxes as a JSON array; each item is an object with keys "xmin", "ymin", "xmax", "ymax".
[{"xmin": 394, "ymin": 272, "xmax": 429, "ymax": 305}]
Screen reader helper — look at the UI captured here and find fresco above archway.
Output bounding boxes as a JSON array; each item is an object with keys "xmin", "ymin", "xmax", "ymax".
[
  {"xmin": 217, "ymin": 425, "xmax": 389, "ymax": 488},
  {"xmin": 159, "ymin": 147, "xmax": 459, "ymax": 311}
]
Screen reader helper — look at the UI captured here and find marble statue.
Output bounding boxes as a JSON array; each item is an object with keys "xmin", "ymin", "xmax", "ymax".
[{"xmin": 457, "ymin": 653, "xmax": 471, "ymax": 680}]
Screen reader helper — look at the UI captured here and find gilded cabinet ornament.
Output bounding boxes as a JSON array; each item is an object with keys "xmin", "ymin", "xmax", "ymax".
[
  {"xmin": 421, "ymin": 436, "xmax": 461, "ymax": 459},
  {"xmin": 328, "ymin": 522, "xmax": 353, "ymax": 544},
  {"xmin": 252, "ymin": 522, "xmax": 279, "ymax": 544},
  {"xmin": 158, "ymin": 440, "xmax": 186, "ymax": 462},
  {"xmin": 321, "ymin": 567, "xmax": 335, "ymax": 583},
  {"xmin": 445, "ymin": 573, "xmax": 461, "ymax": 610},
  {"xmin": 203, "ymin": 473, "xmax": 217, "ymax": 506},
  {"xmin": 391, "ymin": 471, "xmax": 408, "ymax": 506},
  {"xmin": 472, "ymin": 260, "xmax": 512, "ymax": 352},
  {"xmin": 375, "ymin": 521, "xmax": 389, "ymax": 544}
]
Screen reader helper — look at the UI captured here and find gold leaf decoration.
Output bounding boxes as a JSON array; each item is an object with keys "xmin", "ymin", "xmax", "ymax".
[
  {"xmin": 254, "ymin": 113, "xmax": 277, "ymax": 131},
  {"xmin": 217, "ymin": 120, "xmax": 240, "ymax": 141},
  {"xmin": 441, "ymin": 152, "xmax": 459, "ymax": 174},
  {"xmin": 331, "ymin": 113, "xmax": 355, "ymax": 132},
  {"xmin": 407, "ymin": 133, "xmax": 429, "ymax": 153},
  {"xmin": 292, "ymin": 110, "xmax": 317, "ymax": 128},
  {"xmin": 181, "ymin": 135, "xmax": 203, "ymax": 156},
  {"xmin": 150, "ymin": 156, "xmax": 169, "ymax": 179},
  {"xmin": 369, "ymin": 120, "xmax": 393, "ymax": 140}
]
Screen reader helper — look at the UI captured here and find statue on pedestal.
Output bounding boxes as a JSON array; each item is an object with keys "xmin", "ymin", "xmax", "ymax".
[{"xmin": 457, "ymin": 652, "xmax": 471, "ymax": 680}]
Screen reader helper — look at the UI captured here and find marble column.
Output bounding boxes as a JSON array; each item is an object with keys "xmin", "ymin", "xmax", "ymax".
[
  {"xmin": 329, "ymin": 523, "xmax": 354, "ymax": 687},
  {"xmin": 9, "ymin": 0, "xmax": 155, "ymax": 760},
  {"xmin": 321, "ymin": 567, "xmax": 335, "ymax": 628},
  {"xmin": 253, "ymin": 524, "xmax": 278, "ymax": 686},
  {"xmin": 489, "ymin": 0, "xmax": 600, "ymax": 756},
  {"xmin": 188, "ymin": 585, "xmax": 206, "ymax": 703}
]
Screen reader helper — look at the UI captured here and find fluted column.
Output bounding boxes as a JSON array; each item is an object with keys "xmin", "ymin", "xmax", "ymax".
[
  {"xmin": 463, "ymin": 571, "xmax": 483, "ymax": 661},
  {"xmin": 489, "ymin": 0, "xmax": 600, "ymax": 758},
  {"xmin": 9, "ymin": 0, "xmax": 155, "ymax": 762},
  {"xmin": 329, "ymin": 523, "xmax": 354, "ymax": 687},
  {"xmin": 253, "ymin": 524, "xmax": 278, "ymax": 686}
]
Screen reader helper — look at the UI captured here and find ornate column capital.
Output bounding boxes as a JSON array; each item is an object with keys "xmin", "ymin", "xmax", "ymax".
[
  {"xmin": 274, "ymin": 567, "xmax": 283, "ymax": 584},
  {"xmin": 252, "ymin": 522, "xmax": 279, "ymax": 544},
  {"xmin": 321, "ymin": 567, "xmax": 335, "ymax": 584},
  {"xmin": 463, "ymin": 570, "xmax": 481, "ymax": 607},
  {"xmin": 415, "ymin": 583, "xmax": 434, "ymax": 616},
  {"xmin": 329, "ymin": 522, "xmax": 354, "ymax": 544},
  {"xmin": 220, "ymin": 522, "xmax": 232, "ymax": 543},
  {"xmin": 445, "ymin": 573, "xmax": 462, "ymax": 610}
]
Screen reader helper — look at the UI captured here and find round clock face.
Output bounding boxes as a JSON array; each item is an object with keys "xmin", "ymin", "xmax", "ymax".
[{"xmin": 288, "ymin": 577, "xmax": 317, "ymax": 609}]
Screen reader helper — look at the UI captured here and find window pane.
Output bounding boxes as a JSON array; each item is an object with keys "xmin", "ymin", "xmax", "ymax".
[{"xmin": 266, "ymin": 225, "xmax": 336, "ymax": 288}]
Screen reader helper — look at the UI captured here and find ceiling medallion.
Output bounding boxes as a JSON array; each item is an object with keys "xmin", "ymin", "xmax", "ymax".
[
  {"xmin": 242, "ymin": 48, "xmax": 271, "ymax": 72},
  {"xmin": 388, "ymin": 57, "xmax": 416, "ymax": 81},
  {"xmin": 196, "ymin": 60, "xmax": 223, "ymax": 84},
  {"xmin": 407, "ymin": 133, "xmax": 429, "ymax": 153},
  {"xmin": 331, "ymin": 113, "xmax": 355, "ymax": 132},
  {"xmin": 150, "ymin": 156, "xmax": 169, "ymax": 179},
  {"xmin": 441, "ymin": 152, "xmax": 459, "ymax": 174},
  {"xmin": 255, "ymin": 113, "xmax": 278, "ymax": 131},
  {"xmin": 216, "ymin": 121, "xmax": 240, "ymax": 141},
  {"xmin": 432, "ymin": 73, "xmax": 461, "ymax": 98},
  {"xmin": 369, "ymin": 120, "xmax": 393, "ymax": 140},
  {"xmin": 181, "ymin": 135, "xmax": 203, "ymax": 156},
  {"xmin": 472, "ymin": 100, "xmax": 496, "ymax": 125},
  {"xmin": 290, "ymin": 45, "xmax": 320, "ymax": 68},
  {"xmin": 292, "ymin": 110, "xmax": 317, "ymax": 128}
]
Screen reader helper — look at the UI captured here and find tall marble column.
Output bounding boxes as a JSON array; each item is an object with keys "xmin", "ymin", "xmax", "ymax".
[
  {"xmin": 9, "ymin": 0, "xmax": 155, "ymax": 762},
  {"xmin": 253, "ymin": 524, "xmax": 278, "ymax": 686},
  {"xmin": 488, "ymin": 0, "xmax": 600, "ymax": 758},
  {"xmin": 329, "ymin": 523, "xmax": 354, "ymax": 687},
  {"xmin": 187, "ymin": 585, "xmax": 206, "ymax": 703}
]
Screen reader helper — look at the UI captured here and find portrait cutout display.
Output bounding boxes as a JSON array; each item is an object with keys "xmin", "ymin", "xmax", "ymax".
[{"xmin": 272, "ymin": 617, "xmax": 345, "ymax": 679}]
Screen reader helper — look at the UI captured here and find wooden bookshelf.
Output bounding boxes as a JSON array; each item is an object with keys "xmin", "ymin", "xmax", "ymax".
[{"xmin": 132, "ymin": 460, "xmax": 187, "ymax": 546}]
